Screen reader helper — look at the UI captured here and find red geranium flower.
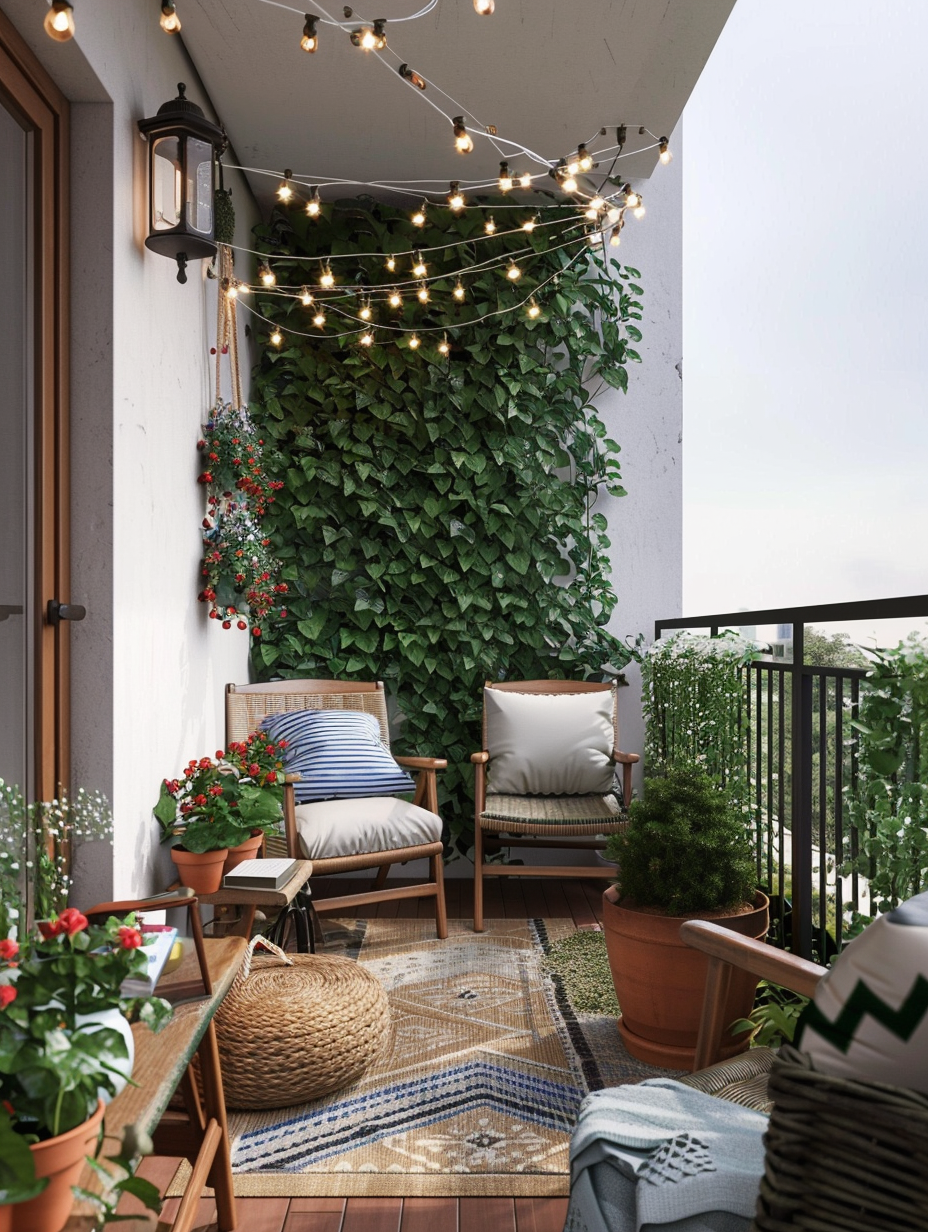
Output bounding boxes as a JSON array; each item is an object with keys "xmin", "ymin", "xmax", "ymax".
[
  {"xmin": 0, "ymin": 939, "xmax": 19, "ymax": 961},
  {"xmin": 117, "ymin": 926, "xmax": 143, "ymax": 950},
  {"xmin": 58, "ymin": 908, "xmax": 89, "ymax": 936},
  {"xmin": 0, "ymin": 986, "xmax": 16, "ymax": 1010},
  {"xmin": 265, "ymin": 771, "xmax": 277, "ymax": 784}
]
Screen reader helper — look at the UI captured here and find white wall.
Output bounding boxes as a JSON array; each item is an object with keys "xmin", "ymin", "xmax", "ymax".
[{"xmin": 0, "ymin": 0, "xmax": 259, "ymax": 900}]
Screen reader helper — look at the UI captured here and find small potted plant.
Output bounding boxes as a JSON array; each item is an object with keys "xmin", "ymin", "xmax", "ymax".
[
  {"xmin": 0, "ymin": 905, "xmax": 171, "ymax": 1232},
  {"xmin": 154, "ymin": 732, "xmax": 286, "ymax": 892},
  {"xmin": 602, "ymin": 766, "xmax": 769, "ymax": 1068}
]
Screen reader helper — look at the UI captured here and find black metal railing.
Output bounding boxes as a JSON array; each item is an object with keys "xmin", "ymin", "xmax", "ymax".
[{"xmin": 654, "ymin": 595, "xmax": 928, "ymax": 962}]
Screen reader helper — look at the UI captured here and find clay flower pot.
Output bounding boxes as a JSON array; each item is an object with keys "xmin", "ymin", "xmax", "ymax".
[
  {"xmin": 603, "ymin": 885, "xmax": 770, "ymax": 1069},
  {"xmin": 170, "ymin": 845, "xmax": 228, "ymax": 893},
  {"xmin": 222, "ymin": 830, "xmax": 264, "ymax": 874},
  {"xmin": 12, "ymin": 1098, "xmax": 105, "ymax": 1232}
]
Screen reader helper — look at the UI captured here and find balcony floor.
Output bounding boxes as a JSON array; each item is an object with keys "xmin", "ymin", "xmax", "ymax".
[{"xmin": 132, "ymin": 875, "xmax": 609, "ymax": 1232}]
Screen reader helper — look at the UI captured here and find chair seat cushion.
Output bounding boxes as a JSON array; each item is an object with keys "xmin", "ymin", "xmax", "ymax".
[
  {"xmin": 261, "ymin": 709, "xmax": 415, "ymax": 804},
  {"xmin": 485, "ymin": 687, "xmax": 615, "ymax": 796},
  {"xmin": 480, "ymin": 793, "xmax": 626, "ymax": 836},
  {"xmin": 294, "ymin": 795, "xmax": 442, "ymax": 860},
  {"xmin": 678, "ymin": 1046, "xmax": 776, "ymax": 1113}
]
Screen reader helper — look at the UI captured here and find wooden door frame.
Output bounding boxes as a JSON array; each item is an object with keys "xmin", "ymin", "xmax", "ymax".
[{"xmin": 0, "ymin": 11, "xmax": 70, "ymax": 800}]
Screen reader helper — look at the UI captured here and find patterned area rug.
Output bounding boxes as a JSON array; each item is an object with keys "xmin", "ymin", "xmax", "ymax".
[{"xmin": 169, "ymin": 918, "xmax": 674, "ymax": 1197}]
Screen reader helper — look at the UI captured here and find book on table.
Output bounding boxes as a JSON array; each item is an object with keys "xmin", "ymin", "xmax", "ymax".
[
  {"xmin": 222, "ymin": 857, "xmax": 299, "ymax": 891},
  {"xmin": 120, "ymin": 924, "xmax": 181, "ymax": 996}
]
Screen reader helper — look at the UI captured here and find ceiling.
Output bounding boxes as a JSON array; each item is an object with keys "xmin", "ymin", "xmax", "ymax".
[{"xmin": 179, "ymin": 0, "xmax": 737, "ymax": 213}]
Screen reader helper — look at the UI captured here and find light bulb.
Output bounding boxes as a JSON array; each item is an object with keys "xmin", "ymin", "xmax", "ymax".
[
  {"xmin": 360, "ymin": 330, "xmax": 374, "ymax": 346},
  {"xmin": 447, "ymin": 182, "xmax": 466, "ymax": 211},
  {"xmin": 522, "ymin": 216, "xmax": 537, "ymax": 232},
  {"xmin": 371, "ymin": 19, "xmax": 387, "ymax": 48},
  {"xmin": 277, "ymin": 170, "xmax": 293, "ymax": 202},
  {"xmin": 609, "ymin": 230, "xmax": 621, "ymax": 247},
  {"xmin": 417, "ymin": 283, "xmax": 430, "ymax": 303},
  {"xmin": 588, "ymin": 196, "xmax": 605, "ymax": 211},
  {"xmin": 270, "ymin": 328, "xmax": 283, "ymax": 347},
  {"xmin": 498, "ymin": 162, "xmax": 513, "ymax": 193},
  {"xmin": 527, "ymin": 298, "xmax": 540, "ymax": 318},
  {"xmin": 319, "ymin": 265, "xmax": 335, "ymax": 288},
  {"xmin": 44, "ymin": 0, "xmax": 74, "ymax": 41},
  {"xmin": 606, "ymin": 206, "xmax": 622, "ymax": 224},
  {"xmin": 300, "ymin": 13, "xmax": 319, "ymax": 51},
  {"xmin": 412, "ymin": 203, "xmax": 427, "ymax": 227},
  {"xmin": 260, "ymin": 265, "xmax": 276, "ymax": 287},
  {"xmin": 398, "ymin": 62, "xmax": 427, "ymax": 89},
  {"xmin": 506, "ymin": 261, "xmax": 521, "ymax": 281},
  {"xmin": 359, "ymin": 301, "xmax": 372, "ymax": 321},
  {"xmin": 452, "ymin": 281, "xmax": 465, "ymax": 301},
  {"xmin": 300, "ymin": 287, "xmax": 313, "ymax": 306},
  {"xmin": 236, "ymin": 282, "xmax": 250, "ymax": 295},
  {"xmin": 353, "ymin": 26, "xmax": 377, "ymax": 49},
  {"xmin": 160, "ymin": 2, "xmax": 181, "ymax": 33},
  {"xmin": 306, "ymin": 189, "xmax": 321, "ymax": 216},
  {"xmin": 518, "ymin": 171, "xmax": 532, "ymax": 189},
  {"xmin": 223, "ymin": 279, "xmax": 238, "ymax": 300},
  {"xmin": 625, "ymin": 189, "xmax": 640, "ymax": 208},
  {"xmin": 312, "ymin": 310, "xmax": 326, "ymax": 328},
  {"xmin": 452, "ymin": 117, "xmax": 474, "ymax": 154},
  {"xmin": 659, "ymin": 137, "xmax": 672, "ymax": 165},
  {"xmin": 438, "ymin": 335, "xmax": 450, "ymax": 355},
  {"xmin": 484, "ymin": 215, "xmax": 496, "ymax": 235},
  {"xmin": 408, "ymin": 334, "xmax": 421, "ymax": 349},
  {"xmin": 562, "ymin": 175, "xmax": 578, "ymax": 194},
  {"xmin": 566, "ymin": 160, "xmax": 580, "ymax": 178},
  {"xmin": 577, "ymin": 145, "xmax": 593, "ymax": 173},
  {"xmin": 388, "ymin": 289, "xmax": 402, "ymax": 308},
  {"xmin": 633, "ymin": 204, "xmax": 646, "ymax": 220},
  {"xmin": 412, "ymin": 251, "xmax": 427, "ymax": 277},
  {"xmin": 385, "ymin": 256, "xmax": 396, "ymax": 272},
  {"xmin": 473, "ymin": 0, "xmax": 494, "ymax": 12},
  {"xmin": 584, "ymin": 205, "xmax": 600, "ymax": 221}
]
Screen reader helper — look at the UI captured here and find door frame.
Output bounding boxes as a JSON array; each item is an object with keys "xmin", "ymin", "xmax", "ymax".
[{"xmin": 0, "ymin": 10, "xmax": 70, "ymax": 800}]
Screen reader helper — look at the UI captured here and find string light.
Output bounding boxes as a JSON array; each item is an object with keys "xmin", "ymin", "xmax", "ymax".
[
  {"xmin": 277, "ymin": 169, "xmax": 294, "ymax": 202},
  {"xmin": 566, "ymin": 158, "xmax": 580, "ymax": 177},
  {"xmin": 44, "ymin": 0, "xmax": 74, "ymax": 41},
  {"xmin": 408, "ymin": 334, "xmax": 421, "ymax": 350},
  {"xmin": 452, "ymin": 280, "xmax": 465, "ymax": 301},
  {"xmin": 412, "ymin": 250, "xmax": 428, "ymax": 277},
  {"xmin": 359, "ymin": 328, "xmax": 374, "ymax": 346},
  {"xmin": 563, "ymin": 174, "xmax": 578, "ymax": 194},
  {"xmin": 417, "ymin": 282, "xmax": 430, "ymax": 303},
  {"xmin": 498, "ymin": 162, "xmax": 513, "ymax": 193},
  {"xmin": 411, "ymin": 202, "xmax": 427, "ymax": 227},
  {"xmin": 270, "ymin": 327, "xmax": 283, "ymax": 347},
  {"xmin": 259, "ymin": 264, "xmax": 276, "ymax": 287},
  {"xmin": 438, "ymin": 334, "xmax": 450, "ymax": 355},
  {"xmin": 223, "ymin": 279, "xmax": 239, "ymax": 300},
  {"xmin": 506, "ymin": 260, "xmax": 521, "ymax": 281},
  {"xmin": 359, "ymin": 298, "xmax": 373, "ymax": 321},
  {"xmin": 577, "ymin": 144, "xmax": 594, "ymax": 172},
  {"xmin": 300, "ymin": 13, "xmax": 319, "ymax": 51},
  {"xmin": 522, "ymin": 215, "xmax": 537, "ymax": 232},
  {"xmin": 398, "ymin": 62, "xmax": 427, "ymax": 89},
  {"xmin": 658, "ymin": 137, "xmax": 672, "ymax": 165},
  {"xmin": 452, "ymin": 116, "xmax": 474, "ymax": 154},
  {"xmin": 624, "ymin": 187, "xmax": 641, "ymax": 208},
  {"xmin": 633, "ymin": 202, "xmax": 646, "ymax": 220},
  {"xmin": 518, "ymin": 171, "xmax": 533, "ymax": 189},
  {"xmin": 388, "ymin": 289, "xmax": 402, "ymax": 308},
  {"xmin": 609, "ymin": 230, "xmax": 621, "ymax": 247},
  {"xmin": 319, "ymin": 264, "xmax": 335, "ymax": 287},
  {"xmin": 306, "ymin": 188, "xmax": 322, "ymax": 216},
  {"xmin": 385, "ymin": 255, "xmax": 397, "ymax": 272},
  {"xmin": 527, "ymin": 298, "xmax": 541, "ymax": 318},
  {"xmin": 584, "ymin": 196, "xmax": 605, "ymax": 221},
  {"xmin": 351, "ymin": 19, "xmax": 386, "ymax": 50},
  {"xmin": 300, "ymin": 287, "xmax": 314, "ymax": 305},
  {"xmin": 473, "ymin": 0, "xmax": 494, "ymax": 13},
  {"xmin": 447, "ymin": 182, "xmax": 466, "ymax": 212},
  {"xmin": 484, "ymin": 215, "xmax": 497, "ymax": 235},
  {"xmin": 312, "ymin": 309, "xmax": 327, "ymax": 328},
  {"xmin": 159, "ymin": 1, "xmax": 181, "ymax": 34}
]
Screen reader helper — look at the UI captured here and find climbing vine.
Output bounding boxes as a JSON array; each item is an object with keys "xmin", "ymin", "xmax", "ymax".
[{"xmin": 248, "ymin": 200, "xmax": 643, "ymax": 842}]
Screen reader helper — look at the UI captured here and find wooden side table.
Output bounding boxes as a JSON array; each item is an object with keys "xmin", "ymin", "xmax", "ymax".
[
  {"xmin": 178, "ymin": 858, "xmax": 314, "ymax": 940},
  {"xmin": 65, "ymin": 936, "xmax": 247, "ymax": 1232}
]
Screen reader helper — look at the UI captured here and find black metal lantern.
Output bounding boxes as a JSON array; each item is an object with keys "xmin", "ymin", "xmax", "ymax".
[{"xmin": 138, "ymin": 83, "xmax": 224, "ymax": 283}]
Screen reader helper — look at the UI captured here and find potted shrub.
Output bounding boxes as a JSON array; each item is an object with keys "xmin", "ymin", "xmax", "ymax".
[
  {"xmin": 154, "ymin": 732, "xmax": 286, "ymax": 892},
  {"xmin": 602, "ymin": 766, "xmax": 769, "ymax": 1068},
  {"xmin": 0, "ymin": 905, "xmax": 171, "ymax": 1232}
]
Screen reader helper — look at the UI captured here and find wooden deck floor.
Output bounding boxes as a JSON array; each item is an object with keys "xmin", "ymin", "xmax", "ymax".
[{"xmin": 130, "ymin": 875, "xmax": 609, "ymax": 1232}]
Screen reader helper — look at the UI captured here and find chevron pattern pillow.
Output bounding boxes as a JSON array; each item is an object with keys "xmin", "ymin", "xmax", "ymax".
[{"xmin": 261, "ymin": 709, "xmax": 415, "ymax": 804}]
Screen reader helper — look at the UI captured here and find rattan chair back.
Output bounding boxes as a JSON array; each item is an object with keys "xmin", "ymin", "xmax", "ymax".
[{"xmin": 226, "ymin": 679, "xmax": 391, "ymax": 746}]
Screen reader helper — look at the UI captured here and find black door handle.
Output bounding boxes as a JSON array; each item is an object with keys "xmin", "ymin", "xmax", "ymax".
[{"xmin": 47, "ymin": 600, "xmax": 86, "ymax": 625}]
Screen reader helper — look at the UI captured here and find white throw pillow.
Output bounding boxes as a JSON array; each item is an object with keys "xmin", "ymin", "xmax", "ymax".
[
  {"xmin": 295, "ymin": 796, "xmax": 442, "ymax": 860},
  {"xmin": 484, "ymin": 687, "xmax": 615, "ymax": 796}
]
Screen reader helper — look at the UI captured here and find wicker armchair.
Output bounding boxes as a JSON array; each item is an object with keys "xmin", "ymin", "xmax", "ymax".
[
  {"xmin": 471, "ymin": 679, "xmax": 638, "ymax": 932},
  {"xmin": 226, "ymin": 679, "xmax": 448, "ymax": 938}
]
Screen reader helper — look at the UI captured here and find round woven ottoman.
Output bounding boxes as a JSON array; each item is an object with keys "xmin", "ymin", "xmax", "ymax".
[{"xmin": 214, "ymin": 943, "xmax": 392, "ymax": 1109}]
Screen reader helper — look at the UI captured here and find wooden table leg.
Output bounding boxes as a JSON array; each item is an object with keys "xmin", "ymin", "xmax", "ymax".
[{"xmin": 196, "ymin": 1020, "xmax": 237, "ymax": 1231}]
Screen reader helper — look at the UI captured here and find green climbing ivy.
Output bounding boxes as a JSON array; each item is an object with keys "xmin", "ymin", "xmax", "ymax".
[{"xmin": 247, "ymin": 199, "xmax": 643, "ymax": 845}]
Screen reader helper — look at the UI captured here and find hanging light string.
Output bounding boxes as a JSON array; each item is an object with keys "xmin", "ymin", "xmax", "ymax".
[
  {"xmin": 257, "ymin": 0, "xmax": 438, "ymax": 28},
  {"xmin": 242, "ymin": 244, "xmax": 589, "ymax": 343}
]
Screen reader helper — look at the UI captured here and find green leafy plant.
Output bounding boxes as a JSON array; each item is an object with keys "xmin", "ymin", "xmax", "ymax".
[
  {"xmin": 606, "ymin": 767, "xmax": 757, "ymax": 915},
  {"xmin": 730, "ymin": 980, "xmax": 809, "ymax": 1049},
  {"xmin": 0, "ymin": 1105, "xmax": 46, "ymax": 1206},
  {"xmin": 154, "ymin": 732, "xmax": 286, "ymax": 853},
  {"xmin": 74, "ymin": 1123, "xmax": 162, "ymax": 1227},
  {"xmin": 246, "ymin": 199, "xmax": 642, "ymax": 841}
]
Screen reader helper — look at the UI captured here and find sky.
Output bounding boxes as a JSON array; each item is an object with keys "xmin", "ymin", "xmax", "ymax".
[{"xmin": 681, "ymin": 0, "xmax": 928, "ymax": 648}]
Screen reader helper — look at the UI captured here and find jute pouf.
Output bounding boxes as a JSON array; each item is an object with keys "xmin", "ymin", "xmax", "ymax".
[{"xmin": 214, "ymin": 937, "xmax": 392, "ymax": 1109}]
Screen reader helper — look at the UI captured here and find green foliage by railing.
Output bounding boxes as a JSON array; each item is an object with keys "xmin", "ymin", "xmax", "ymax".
[
  {"xmin": 248, "ymin": 201, "xmax": 641, "ymax": 842},
  {"xmin": 641, "ymin": 632, "xmax": 759, "ymax": 807},
  {"xmin": 849, "ymin": 634, "xmax": 928, "ymax": 910}
]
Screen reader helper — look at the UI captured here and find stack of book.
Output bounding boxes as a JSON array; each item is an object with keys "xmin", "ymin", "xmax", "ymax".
[{"xmin": 222, "ymin": 857, "xmax": 299, "ymax": 891}]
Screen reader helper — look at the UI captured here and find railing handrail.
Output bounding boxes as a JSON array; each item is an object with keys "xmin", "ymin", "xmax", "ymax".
[{"xmin": 655, "ymin": 593, "xmax": 928, "ymax": 640}]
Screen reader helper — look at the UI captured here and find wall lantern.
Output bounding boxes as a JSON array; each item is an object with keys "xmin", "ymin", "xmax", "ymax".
[{"xmin": 137, "ymin": 83, "xmax": 225, "ymax": 283}]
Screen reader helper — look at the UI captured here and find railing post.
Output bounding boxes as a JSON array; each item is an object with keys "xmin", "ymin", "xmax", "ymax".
[{"xmin": 790, "ymin": 621, "xmax": 813, "ymax": 959}]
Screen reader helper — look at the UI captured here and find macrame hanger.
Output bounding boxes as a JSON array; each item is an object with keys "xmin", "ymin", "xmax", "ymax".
[{"xmin": 215, "ymin": 243, "xmax": 244, "ymax": 411}]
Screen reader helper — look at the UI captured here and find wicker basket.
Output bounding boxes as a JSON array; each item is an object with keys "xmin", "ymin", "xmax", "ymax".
[
  {"xmin": 214, "ymin": 937, "xmax": 392, "ymax": 1109},
  {"xmin": 751, "ymin": 1044, "xmax": 928, "ymax": 1232}
]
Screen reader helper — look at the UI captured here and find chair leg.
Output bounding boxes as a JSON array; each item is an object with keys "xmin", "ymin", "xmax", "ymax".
[
  {"xmin": 474, "ymin": 823, "xmax": 485, "ymax": 933},
  {"xmin": 431, "ymin": 851, "xmax": 448, "ymax": 940},
  {"xmin": 373, "ymin": 863, "xmax": 390, "ymax": 891}
]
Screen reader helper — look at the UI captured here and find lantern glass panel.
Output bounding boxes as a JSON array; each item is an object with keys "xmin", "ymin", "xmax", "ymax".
[
  {"xmin": 187, "ymin": 138, "xmax": 214, "ymax": 235},
  {"xmin": 151, "ymin": 136, "xmax": 182, "ymax": 231}
]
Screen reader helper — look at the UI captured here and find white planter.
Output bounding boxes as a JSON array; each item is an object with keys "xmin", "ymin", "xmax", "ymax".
[{"xmin": 74, "ymin": 1006, "xmax": 135, "ymax": 1102}]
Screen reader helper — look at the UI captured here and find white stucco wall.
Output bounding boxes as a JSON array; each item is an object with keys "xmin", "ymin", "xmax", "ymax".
[{"xmin": 0, "ymin": 1, "xmax": 259, "ymax": 900}]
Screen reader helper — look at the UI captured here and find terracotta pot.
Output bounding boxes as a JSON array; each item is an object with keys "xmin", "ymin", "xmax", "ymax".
[
  {"xmin": 0, "ymin": 1203, "xmax": 12, "ymax": 1232},
  {"xmin": 602, "ymin": 886, "xmax": 770, "ymax": 1069},
  {"xmin": 222, "ymin": 830, "xmax": 264, "ymax": 873},
  {"xmin": 170, "ymin": 845, "xmax": 228, "ymax": 893},
  {"xmin": 12, "ymin": 1099, "xmax": 105, "ymax": 1232}
]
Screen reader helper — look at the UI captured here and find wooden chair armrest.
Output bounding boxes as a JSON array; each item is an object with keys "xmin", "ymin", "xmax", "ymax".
[
  {"xmin": 394, "ymin": 756, "xmax": 448, "ymax": 771},
  {"xmin": 470, "ymin": 751, "xmax": 490, "ymax": 764},
  {"xmin": 84, "ymin": 889, "xmax": 198, "ymax": 918},
  {"xmin": 681, "ymin": 920, "xmax": 823, "ymax": 998},
  {"xmin": 612, "ymin": 749, "xmax": 640, "ymax": 765},
  {"xmin": 283, "ymin": 772, "xmax": 301, "ymax": 784}
]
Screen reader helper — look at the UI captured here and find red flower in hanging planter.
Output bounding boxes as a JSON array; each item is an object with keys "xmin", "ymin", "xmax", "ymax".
[
  {"xmin": 237, "ymin": 620, "xmax": 247, "ymax": 630},
  {"xmin": 0, "ymin": 986, "xmax": 17, "ymax": 1010},
  {"xmin": 0, "ymin": 939, "xmax": 19, "ymax": 961},
  {"xmin": 252, "ymin": 627, "xmax": 262, "ymax": 638}
]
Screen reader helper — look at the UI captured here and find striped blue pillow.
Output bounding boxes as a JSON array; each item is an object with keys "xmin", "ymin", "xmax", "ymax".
[{"xmin": 260, "ymin": 709, "xmax": 415, "ymax": 804}]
